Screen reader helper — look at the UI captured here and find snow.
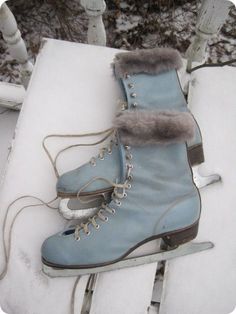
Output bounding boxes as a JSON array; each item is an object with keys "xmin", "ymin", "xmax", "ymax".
[
  {"xmin": 160, "ymin": 65, "xmax": 236, "ymax": 314},
  {"xmin": 0, "ymin": 39, "xmax": 158, "ymax": 314},
  {"xmin": 0, "ymin": 109, "xmax": 18, "ymax": 181},
  {"xmin": 116, "ymin": 13, "xmax": 142, "ymax": 31},
  {"xmin": 0, "ymin": 0, "xmax": 7, "ymax": 7},
  {"xmin": 0, "ymin": 2, "xmax": 235, "ymax": 313},
  {"xmin": 230, "ymin": 0, "xmax": 236, "ymax": 7},
  {"xmin": 0, "ymin": 38, "xmax": 235, "ymax": 313}
]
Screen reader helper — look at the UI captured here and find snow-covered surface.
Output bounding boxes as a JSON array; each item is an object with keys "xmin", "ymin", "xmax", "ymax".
[
  {"xmin": 0, "ymin": 39, "xmax": 158, "ymax": 314},
  {"xmin": 160, "ymin": 66, "xmax": 236, "ymax": 314},
  {"xmin": 0, "ymin": 1, "xmax": 7, "ymax": 7},
  {"xmin": 0, "ymin": 109, "xmax": 18, "ymax": 180},
  {"xmin": 0, "ymin": 38, "xmax": 236, "ymax": 314},
  {"xmin": 231, "ymin": 307, "xmax": 236, "ymax": 314},
  {"xmin": 0, "ymin": 83, "xmax": 25, "ymax": 109}
]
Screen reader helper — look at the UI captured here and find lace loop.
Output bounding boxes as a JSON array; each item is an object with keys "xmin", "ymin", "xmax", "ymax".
[
  {"xmin": 42, "ymin": 128, "xmax": 115, "ymax": 178},
  {"xmin": 74, "ymin": 143, "xmax": 134, "ymax": 240},
  {"xmin": 74, "ymin": 177, "xmax": 130, "ymax": 239},
  {"xmin": 91, "ymin": 136, "xmax": 117, "ymax": 165}
]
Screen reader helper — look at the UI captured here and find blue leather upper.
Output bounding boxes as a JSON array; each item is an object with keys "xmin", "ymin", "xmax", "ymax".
[
  {"xmin": 56, "ymin": 69, "xmax": 202, "ymax": 196},
  {"xmin": 57, "ymin": 143, "xmax": 121, "ymax": 194},
  {"xmin": 42, "ymin": 139, "xmax": 200, "ymax": 266}
]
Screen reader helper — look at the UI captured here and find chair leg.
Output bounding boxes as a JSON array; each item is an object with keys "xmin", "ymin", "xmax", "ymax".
[
  {"xmin": 185, "ymin": 0, "xmax": 232, "ymax": 72},
  {"xmin": 0, "ymin": 3, "xmax": 33, "ymax": 88},
  {"xmin": 81, "ymin": 0, "xmax": 107, "ymax": 46}
]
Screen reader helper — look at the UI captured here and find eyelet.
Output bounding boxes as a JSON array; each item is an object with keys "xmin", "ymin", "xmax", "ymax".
[
  {"xmin": 131, "ymin": 103, "xmax": 138, "ymax": 108},
  {"xmin": 128, "ymin": 83, "xmax": 134, "ymax": 88},
  {"xmin": 121, "ymin": 104, "xmax": 127, "ymax": 111},
  {"xmin": 128, "ymin": 175, "xmax": 133, "ymax": 181},
  {"xmin": 124, "ymin": 193, "xmax": 127, "ymax": 198},
  {"xmin": 125, "ymin": 74, "xmax": 131, "ymax": 79},
  {"xmin": 127, "ymin": 183, "xmax": 132, "ymax": 189},
  {"xmin": 130, "ymin": 93, "xmax": 137, "ymax": 98},
  {"xmin": 108, "ymin": 150, "xmax": 112, "ymax": 154},
  {"xmin": 90, "ymin": 158, "xmax": 96, "ymax": 167},
  {"xmin": 75, "ymin": 236, "xmax": 80, "ymax": 241},
  {"xmin": 125, "ymin": 145, "xmax": 130, "ymax": 150},
  {"xmin": 95, "ymin": 224, "xmax": 100, "ymax": 229},
  {"xmin": 86, "ymin": 231, "xmax": 91, "ymax": 236},
  {"xmin": 116, "ymin": 201, "xmax": 121, "ymax": 206},
  {"xmin": 126, "ymin": 153, "xmax": 133, "ymax": 160},
  {"xmin": 112, "ymin": 208, "xmax": 116, "ymax": 214},
  {"xmin": 104, "ymin": 217, "xmax": 109, "ymax": 222},
  {"xmin": 99, "ymin": 157, "xmax": 104, "ymax": 160}
]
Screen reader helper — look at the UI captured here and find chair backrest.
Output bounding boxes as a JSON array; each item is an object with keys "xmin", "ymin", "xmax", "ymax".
[
  {"xmin": 0, "ymin": 0, "xmax": 233, "ymax": 87},
  {"xmin": 80, "ymin": 0, "xmax": 232, "ymax": 70}
]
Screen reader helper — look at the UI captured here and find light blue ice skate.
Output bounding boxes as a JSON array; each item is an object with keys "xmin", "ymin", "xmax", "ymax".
[
  {"xmin": 42, "ymin": 108, "xmax": 213, "ymax": 277},
  {"xmin": 57, "ymin": 48, "xmax": 209, "ymax": 219}
]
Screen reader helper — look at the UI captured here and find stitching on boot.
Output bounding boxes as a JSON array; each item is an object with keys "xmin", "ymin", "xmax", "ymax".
[
  {"xmin": 113, "ymin": 110, "xmax": 195, "ymax": 146},
  {"xmin": 113, "ymin": 48, "xmax": 183, "ymax": 78}
]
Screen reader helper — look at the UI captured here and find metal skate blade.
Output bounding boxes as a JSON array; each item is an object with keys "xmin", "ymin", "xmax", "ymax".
[
  {"xmin": 42, "ymin": 241, "xmax": 214, "ymax": 278},
  {"xmin": 59, "ymin": 198, "xmax": 98, "ymax": 219},
  {"xmin": 192, "ymin": 166, "xmax": 221, "ymax": 189}
]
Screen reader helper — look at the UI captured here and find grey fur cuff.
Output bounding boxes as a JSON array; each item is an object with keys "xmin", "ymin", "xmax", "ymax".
[
  {"xmin": 113, "ymin": 48, "xmax": 182, "ymax": 78},
  {"xmin": 114, "ymin": 110, "xmax": 195, "ymax": 146}
]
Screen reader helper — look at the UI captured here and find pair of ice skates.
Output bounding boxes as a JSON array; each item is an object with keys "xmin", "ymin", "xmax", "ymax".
[{"xmin": 41, "ymin": 48, "xmax": 217, "ymax": 277}]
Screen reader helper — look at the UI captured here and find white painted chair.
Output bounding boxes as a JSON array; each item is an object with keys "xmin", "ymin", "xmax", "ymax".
[
  {"xmin": 0, "ymin": 0, "xmax": 232, "ymax": 108},
  {"xmin": 0, "ymin": 0, "xmax": 106, "ymax": 110},
  {"xmin": 0, "ymin": 1, "xmax": 33, "ymax": 109},
  {"xmin": 0, "ymin": 1, "xmax": 235, "ymax": 314}
]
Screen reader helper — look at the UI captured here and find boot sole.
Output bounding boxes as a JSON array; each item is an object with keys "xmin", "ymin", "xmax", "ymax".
[
  {"xmin": 43, "ymin": 240, "xmax": 213, "ymax": 277},
  {"xmin": 42, "ymin": 220, "xmax": 200, "ymax": 270}
]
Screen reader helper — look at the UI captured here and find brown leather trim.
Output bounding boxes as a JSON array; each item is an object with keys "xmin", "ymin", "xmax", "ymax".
[
  {"xmin": 188, "ymin": 143, "xmax": 205, "ymax": 166},
  {"xmin": 57, "ymin": 187, "xmax": 113, "ymax": 198}
]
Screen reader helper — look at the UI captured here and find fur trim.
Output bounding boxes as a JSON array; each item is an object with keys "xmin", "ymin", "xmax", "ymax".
[
  {"xmin": 113, "ymin": 48, "xmax": 182, "ymax": 78},
  {"xmin": 114, "ymin": 110, "xmax": 195, "ymax": 146}
]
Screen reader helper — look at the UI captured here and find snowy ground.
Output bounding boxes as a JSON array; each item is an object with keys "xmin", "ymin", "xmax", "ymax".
[{"xmin": 0, "ymin": 0, "xmax": 235, "ymax": 84}]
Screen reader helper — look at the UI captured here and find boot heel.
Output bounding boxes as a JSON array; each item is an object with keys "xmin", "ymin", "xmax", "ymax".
[
  {"xmin": 188, "ymin": 144, "xmax": 204, "ymax": 166},
  {"xmin": 163, "ymin": 222, "xmax": 199, "ymax": 247}
]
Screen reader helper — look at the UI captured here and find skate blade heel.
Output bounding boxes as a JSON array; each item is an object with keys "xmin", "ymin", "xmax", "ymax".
[
  {"xmin": 163, "ymin": 222, "xmax": 199, "ymax": 247},
  {"xmin": 192, "ymin": 166, "xmax": 221, "ymax": 189}
]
